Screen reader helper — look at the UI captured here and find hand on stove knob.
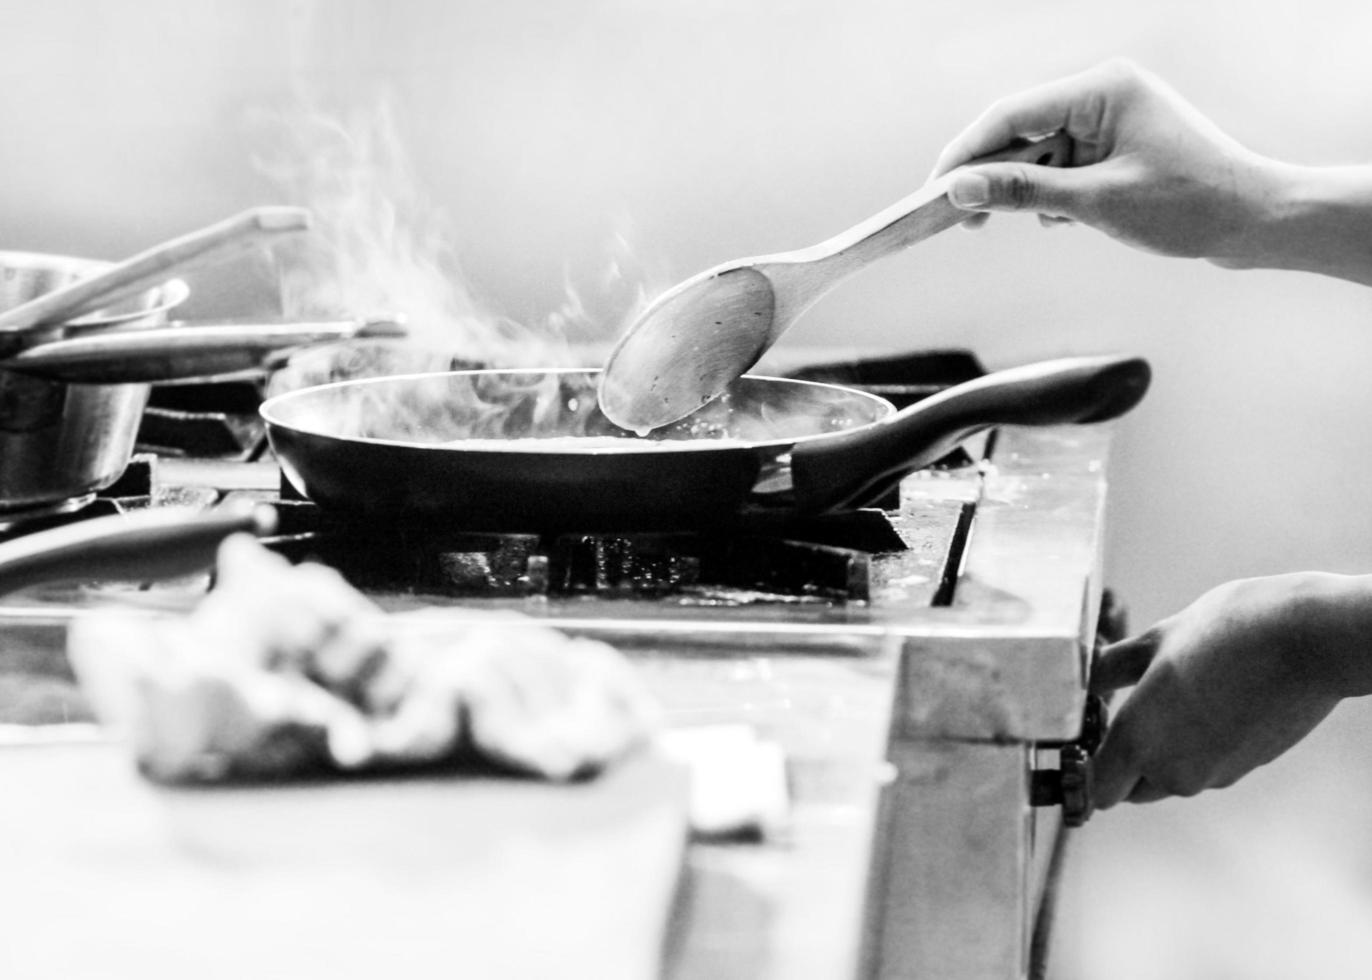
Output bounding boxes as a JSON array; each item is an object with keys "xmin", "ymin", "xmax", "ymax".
[
  {"xmin": 931, "ymin": 60, "xmax": 1372, "ymax": 286},
  {"xmin": 1087, "ymin": 572, "xmax": 1370, "ymax": 808}
]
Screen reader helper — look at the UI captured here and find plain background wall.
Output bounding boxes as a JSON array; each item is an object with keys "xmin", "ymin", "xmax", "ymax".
[{"xmin": 5, "ymin": 2, "xmax": 1372, "ymax": 976}]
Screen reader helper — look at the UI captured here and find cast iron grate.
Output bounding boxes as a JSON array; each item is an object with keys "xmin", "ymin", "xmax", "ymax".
[{"xmin": 244, "ymin": 496, "xmax": 894, "ymax": 604}]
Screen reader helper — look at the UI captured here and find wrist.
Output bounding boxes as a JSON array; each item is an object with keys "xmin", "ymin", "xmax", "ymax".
[
  {"xmin": 1211, "ymin": 162, "xmax": 1372, "ymax": 285},
  {"xmin": 1286, "ymin": 572, "xmax": 1372, "ymax": 698}
]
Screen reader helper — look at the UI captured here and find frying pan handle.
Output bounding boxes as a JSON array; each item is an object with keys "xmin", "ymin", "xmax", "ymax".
[
  {"xmin": 0, "ymin": 499, "xmax": 277, "ymax": 597},
  {"xmin": 788, "ymin": 354, "xmax": 1151, "ymax": 515}
]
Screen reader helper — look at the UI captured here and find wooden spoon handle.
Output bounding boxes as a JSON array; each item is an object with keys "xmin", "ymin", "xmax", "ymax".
[
  {"xmin": 0, "ymin": 206, "xmax": 311, "ymax": 335},
  {"xmin": 775, "ymin": 132, "xmax": 1073, "ymax": 309}
]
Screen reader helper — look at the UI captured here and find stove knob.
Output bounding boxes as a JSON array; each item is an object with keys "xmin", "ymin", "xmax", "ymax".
[
  {"xmin": 1029, "ymin": 695, "xmax": 1106, "ymax": 825},
  {"xmin": 1056, "ymin": 745, "xmax": 1093, "ymax": 827},
  {"xmin": 1029, "ymin": 745, "xmax": 1094, "ymax": 827}
]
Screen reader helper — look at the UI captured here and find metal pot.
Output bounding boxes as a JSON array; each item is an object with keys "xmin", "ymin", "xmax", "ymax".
[
  {"xmin": 0, "ymin": 252, "xmax": 185, "ymax": 516},
  {"xmin": 0, "ymin": 251, "xmax": 400, "ymax": 517}
]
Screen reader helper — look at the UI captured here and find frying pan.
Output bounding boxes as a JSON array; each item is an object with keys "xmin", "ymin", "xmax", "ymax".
[{"xmin": 260, "ymin": 354, "xmax": 1150, "ymax": 532}]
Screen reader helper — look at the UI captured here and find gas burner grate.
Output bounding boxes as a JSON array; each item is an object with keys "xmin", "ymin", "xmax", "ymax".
[
  {"xmin": 137, "ymin": 381, "xmax": 268, "ymax": 460},
  {"xmin": 245, "ymin": 498, "xmax": 889, "ymax": 603}
]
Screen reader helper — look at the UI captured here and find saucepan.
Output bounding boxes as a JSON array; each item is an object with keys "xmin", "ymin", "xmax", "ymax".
[
  {"xmin": 260, "ymin": 354, "xmax": 1151, "ymax": 532},
  {"xmin": 0, "ymin": 251, "xmax": 401, "ymax": 516}
]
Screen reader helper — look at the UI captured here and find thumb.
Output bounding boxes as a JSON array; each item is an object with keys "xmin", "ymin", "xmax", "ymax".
[
  {"xmin": 1091, "ymin": 630, "xmax": 1162, "ymax": 694},
  {"xmin": 946, "ymin": 162, "xmax": 1096, "ymax": 221}
]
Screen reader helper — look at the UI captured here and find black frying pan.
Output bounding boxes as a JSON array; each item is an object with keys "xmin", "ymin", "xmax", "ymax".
[{"xmin": 259, "ymin": 355, "xmax": 1150, "ymax": 532}]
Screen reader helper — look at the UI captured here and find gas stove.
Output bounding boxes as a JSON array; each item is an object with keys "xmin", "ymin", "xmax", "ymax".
[
  {"xmin": 0, "ymin": 348, "xmax": 1124, "ymax": 980},
  {"xmin": 0, "ymin": 348, "xmax": 991, "ymax": 616}
]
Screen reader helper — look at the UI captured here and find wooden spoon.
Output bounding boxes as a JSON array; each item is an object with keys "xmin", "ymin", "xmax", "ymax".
[
  {"xmin": 0, "ymin": 206, "xmax": 311, "ymax": 354},
  {"xmin": 597, "ymin": 132, "xmax": 1072, "ymax": 432}
]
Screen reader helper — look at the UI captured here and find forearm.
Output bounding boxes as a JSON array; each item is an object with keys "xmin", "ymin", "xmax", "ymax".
[{"xmin": 1213, "ymin": 162, "xmax": 1372, "ymax": 286}]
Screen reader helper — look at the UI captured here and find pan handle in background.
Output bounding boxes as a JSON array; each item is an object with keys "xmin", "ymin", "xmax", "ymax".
[
  {"xmin": 0, "ymin": 500, "xmax": 277, "ymax": 598},
  {"xmin": 0, "ymin": 316, "xmax": 407, "ymax": 385},
  {"xmin": 0, "ymin": 206, "xmax": 311, "ymax": 347},
  {"xmin": 786, "ymin": 354, "xmax": 1151, "ymax": 515}
]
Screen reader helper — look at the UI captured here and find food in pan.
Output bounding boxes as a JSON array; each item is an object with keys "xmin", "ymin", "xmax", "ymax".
[
  {"xmin": 69, "ymin": 536, "xmax": 661, "ymax": 784},
  {"xmin": 436, "ymin": 435, "xmax": 751, "ymax": 451}
]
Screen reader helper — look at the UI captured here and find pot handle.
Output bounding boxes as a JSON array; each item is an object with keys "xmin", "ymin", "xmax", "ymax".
[
  {"xmin": 0, "ymin": 207, "xmax": 310, "ymax": 340},
  {"xmin": 0, "ymin": 500, "xmax": 276, "ymax": 597},
  {"xmin": 0, "ymin": 317, "xmax": 406, "ymax": 384},
  {"xmin": 788, "ymin": 354, "xmax": 1151, "ymax": 515}
]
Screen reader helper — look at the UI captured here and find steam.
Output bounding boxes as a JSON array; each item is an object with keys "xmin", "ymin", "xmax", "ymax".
[
  {"xmin": 546, "ymin": 222, "xmax": 665, "ymax": 348},
  {"xmin": 265, "ymin": 370, "xmax": 887, "ymax": 450},
  {"xmin": 249, "ymin": 97, "xmax": 663, "ymax": 395}
]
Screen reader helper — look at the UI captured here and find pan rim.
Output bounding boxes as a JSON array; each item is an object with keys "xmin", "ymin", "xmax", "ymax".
[{"xmin": 260, "ymin": 366, "xmax": 895, "ymax": 454}]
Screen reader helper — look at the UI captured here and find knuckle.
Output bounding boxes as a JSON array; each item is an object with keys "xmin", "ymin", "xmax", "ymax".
[
  {"xmin": 999, "ymin": 167, "xmax": 1037, "ymax": 210},
  {"xmin": 1095, "ymin": 56, "xmax": 1145, "ymax": 92},
  {"xmin": 981, "ymin": 93, "xmax": 1014, "ymax": 121}
]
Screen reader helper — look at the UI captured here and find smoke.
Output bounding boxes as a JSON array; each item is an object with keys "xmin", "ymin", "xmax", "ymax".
[
  {"xmin": 264, "ymin": 368, "xmax": 888, "ymax": 450},
  {"xmin": 545, "ymin": 221, "xmax": 666, "ymax": 350},
  {"xmin": 249, "ymin": 96, "xmax": 661, "ymax": 394},
  {"xmin": 250, "ymin": 99, "xmax": 536, "ymax": 359}
]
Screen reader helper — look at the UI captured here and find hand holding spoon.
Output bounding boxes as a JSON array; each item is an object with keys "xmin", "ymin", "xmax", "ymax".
[{"xmin": 597, "ymin": 132, "xmax": 1072, "ymax": 432}]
